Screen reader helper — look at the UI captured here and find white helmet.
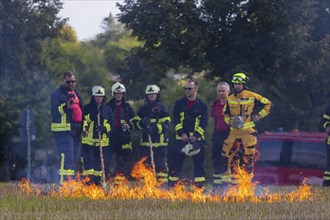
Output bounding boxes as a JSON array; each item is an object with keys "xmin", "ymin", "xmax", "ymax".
[
  {"xmin": 181, "ymin": 143, "xmax": 201, "ymax": 157},
  {"xmin": 111, "ymin": 82, "xmax": 126, "ymax": 97},
  {"xmin": 92, "ymin": 86, "xmax": 105, "ymax": 96},
  {"xmin": 145, "ymin": 84, "xmax": 160, "ymax": 94}
]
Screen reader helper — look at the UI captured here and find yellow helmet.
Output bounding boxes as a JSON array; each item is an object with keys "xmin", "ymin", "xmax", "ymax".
[
  {"xmin": 232, "ymin": 73, "xmax": 249, "ymax": 84},
  {"xmin": 145, "ymin": 84, "xmax": 160, "ymax": 94},
  {"xmin": 92, "ymin": 86, "xmax": 105, "ymax": 96},
  {"xmin": 111, "ymin": 82, "xmax": 126, "ymax": 97}
]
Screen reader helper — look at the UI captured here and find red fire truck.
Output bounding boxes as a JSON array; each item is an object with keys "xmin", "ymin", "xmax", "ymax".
[{"xmin": 253, "ymin": 131, "xmax": 327, "ymax": 185}]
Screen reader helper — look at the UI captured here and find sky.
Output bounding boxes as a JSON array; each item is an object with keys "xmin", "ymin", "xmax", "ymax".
[{"xmin": 58, "ymin": 0, "xmax": 123, "ymax": 41}]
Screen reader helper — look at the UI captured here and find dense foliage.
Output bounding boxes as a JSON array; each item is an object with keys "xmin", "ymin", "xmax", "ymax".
[
  {"xmin": 0, "ymin": 0, "xmax": 64, "ymax": 157},
  {"xmin": 0, "ymin": 0, "xmax": 329, "ymax": 181},
  {"xmin": 117, "ymin": 0, "xmax": 330, "ymax": 131}
]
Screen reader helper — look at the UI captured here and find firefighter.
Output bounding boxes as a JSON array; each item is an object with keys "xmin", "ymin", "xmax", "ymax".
[
  {"xmin": 219, "ymin": 73, "xmax": 272, "ymax": 186},
  {"xmin": 50, "ymin": 71, "xmax": 84, "ymax": 184},
  {"xmin": 106, "ymin": 82, "xmax": 135, "ymax": 183},
  {"xmin": 132, "ymin": 85, "xmax": 171, "ymax": 184},
  {"xmin": 210, "ymin": 82, "xmax": 231, "ymax": 189},
  {"xmin": 321, "ymin": 104, "xmax": 330, "ymax": 186},
  {"xmin": 81, "ymin": 86, "xmax": 113, "ymax": 185},
  {"xmin": 168, "ymin": 79, "xmax": 209, "ymax": 188}
]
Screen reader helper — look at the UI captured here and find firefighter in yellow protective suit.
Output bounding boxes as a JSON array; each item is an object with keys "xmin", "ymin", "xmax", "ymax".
[{"xmin": 219, "ymin": 73, "xmax": 272, "ymax": 186}]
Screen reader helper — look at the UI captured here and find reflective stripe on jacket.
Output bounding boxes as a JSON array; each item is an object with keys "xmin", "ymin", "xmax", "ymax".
[
  {"xmin": 173, "ymin": 97, "xmax": 208, "ymax": 140},
  {"xmin": 224, "ymin": 90, "xmax": 272, "ymax": 130},
  {"xmin": 132, "ymin": 101, "xmax": 171, "ymax": 147},
  {"xmin": 106, "ymin": 99, "xmax": 135, "ymax": 130},
  {"xmin": 51, "ymin": 86, "xmax": 83, "ymax": 132},
  {"xmin": 321, "ymin": 105, "xmax": 330, "ymax": 144},
  {"xmin": 82, "ymin": 101, "xmax": 113, "ymax": 147}
]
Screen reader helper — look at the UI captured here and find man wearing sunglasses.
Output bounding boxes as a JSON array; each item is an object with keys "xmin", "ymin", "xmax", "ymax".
[
  {"xmin": 169, "ymin": 79, "xmax": 209, "ymax": 189},
  {"xmin": 51, "ymin": 71, "xmax": 84, "ymax": 184}
]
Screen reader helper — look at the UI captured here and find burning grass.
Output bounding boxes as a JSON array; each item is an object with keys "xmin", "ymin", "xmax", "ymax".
[
  {"xmin": 1, "ymin": 182, "xmax": 330, "ymax": 219},
  {"xmin": 18, "ymin": 158, "xmax": 316, "ymax": 204},
  {"xmin": 6, "ymin": 157, "xmax": 328, "ymax": 219}
]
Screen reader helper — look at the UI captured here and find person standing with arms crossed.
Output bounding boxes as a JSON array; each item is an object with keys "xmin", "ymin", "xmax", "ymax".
[
  {"xmin": 219, "ymin": 73, "xmax": 272, "ymax": 187},
  {"xmin": 210, "ymin": 82, "xmax": 231, "ymax": 190},
  {"xmin": 168, "ymin": 79, "xmax": 209, "ymax": 189},
  {"xmin": 50, "ymin": 71, "xmax": 83, "ymax": 184}
]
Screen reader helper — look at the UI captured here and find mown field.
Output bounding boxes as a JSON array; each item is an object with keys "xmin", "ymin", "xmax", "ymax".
[{"xmin": 0, "ymin": 182, "xmax": 330, "ymax": 220}]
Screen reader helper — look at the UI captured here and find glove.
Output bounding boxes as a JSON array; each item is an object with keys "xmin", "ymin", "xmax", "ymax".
[
  {"xmin": 181, "ymin": 143, "xmax": 201, "ymax": 157},
  {"xmin": 181, "ymin": 143, "xmax": 193, "ymax": 154},
  {"xmin": 181, "ymin": 133, "xmax": 189, "ymax": 142},
  {"xmin": 229, "ymin": 116, "xmax": 243, "ymax": 129},
  {"xmin": 144, "ymin": 124, "xmax": 157, "ymax": 135},
  {"xmin": 141, "ymin": 117, "xmax": 150, "ymax": 128},
  {"xmin": 95, "ymin": 125, "xmax": 106, "ymax": 133},
  {"xmin": 251, "ymin": 115, "xmax": 259, "ymax": 123},
  {"xmin": 326, "ymin": 126, "xmax": 330, "ymax": 134},
  {"xmin": 119, "ymin": 130, "xmax": 131, "ymax": 144},
  {"xmin": 82, "ymin": 131, "xmax": 88, "ymax": 137}
]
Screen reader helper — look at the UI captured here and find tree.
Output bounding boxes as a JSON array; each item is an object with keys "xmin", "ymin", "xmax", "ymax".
[
  {"xmin": 118, "ymin": 0, "xmax": 208, "ymax": 84},
  {"xmin": 203, "ymin": 0, "xmax": 330, "ymax": 130},
  {"xmin": 94, "ymin": 14, "xmax": 146, "ymax": 99},
  {"xmin": 239, "ymin": 0, "xmax": 330, "ymax": 131},
  {"xmin": 117, "ymin": 0, "xmax": 330, "ymax": 131},
  {"xmin": 41, "ymin": 25, "xmax": 113, "ymax": 101},
  {"xmin": 0, "ymin": 0, "xmax": 65, "ymax": 149}
]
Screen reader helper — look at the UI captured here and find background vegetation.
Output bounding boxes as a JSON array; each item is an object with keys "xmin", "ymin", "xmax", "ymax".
[{"xmin": 0, "ymin": 0, "xmax": 329, "ymax": 182}]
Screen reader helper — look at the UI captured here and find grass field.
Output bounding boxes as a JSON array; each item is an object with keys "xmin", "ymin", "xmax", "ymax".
[{"xmin": 1, "ymin": 180, "xmax": 330, "ymax": 220}]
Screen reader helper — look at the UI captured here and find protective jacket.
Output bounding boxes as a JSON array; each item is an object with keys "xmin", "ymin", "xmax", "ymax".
[
  {"xmin": 169, "ymin": 96, "xmax": 208, "ymax": 188},
  {"xmin": 224, "ymin": 90, "xmax": 272, "ymax": 131},
  {"xmin": 82, "ymin": 100, "xmax": 113, "ymax": 147},
  {"xmin": 133, "ymin": 100, "xmax": 171, "ymax": 183},
  {"xmin": 107, "ymin": 99, "xmax": 135, "ymax": 127},
  {"xmin": 321, "ymin": 104, "xmax": 330, "ymax": 186},
  {"xmin": 106, "ymin": 99, "xmax": 135, "ymax": 181},
  {"xmin": 219, "ymin": 89, "xmax": 272, "ymax": 185},
  {"xmin": 321, "ymin": 105, "xmax": 330, "ymax": 144},
  {"xmin": 51, "ymin": 85, "xmax": 83, "ymax": 132},
  {"xmin": 173, "ymin": 97, "xmax": 208, "ymax": 141},
  {"xmin": 133, "ymin": 101, "xmax": 171, "ymax": 147},
  {"xmin": 106, "ymin": 99, "xmax": 135, "ymax": 148}
]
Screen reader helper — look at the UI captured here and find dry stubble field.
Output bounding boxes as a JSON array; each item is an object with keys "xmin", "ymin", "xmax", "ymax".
[{"xmin": 0, "ymin": 181, "xmax": 330, "ymax": 220}]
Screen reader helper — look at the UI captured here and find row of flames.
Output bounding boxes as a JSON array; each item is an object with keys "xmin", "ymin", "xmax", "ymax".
[{"xmin": 19, "ymin": 157, "xmax": 314, "ymax": 203}]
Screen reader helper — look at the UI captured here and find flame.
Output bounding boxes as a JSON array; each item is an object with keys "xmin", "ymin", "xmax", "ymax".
[
  {"xmin": 18, "ymin": 157, "xmax": 315, "ymax": 203},
  {"xmin": 224, "ymin": 166, "xmax": 257, "ymax": 202},
  {"xmin": 18, "ymin": 178, "xmax": 41, "ymax": 196}
]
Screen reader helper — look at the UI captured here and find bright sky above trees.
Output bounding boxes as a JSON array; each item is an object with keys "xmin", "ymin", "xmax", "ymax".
[{"xmin": 59, "ymin": 0, "xmax": 121, "ymax": 40}]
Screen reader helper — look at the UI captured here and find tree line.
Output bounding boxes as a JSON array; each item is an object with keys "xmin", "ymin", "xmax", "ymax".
[{"xmin": 0, "ymin": 0, "xmax": 329, "ymax": 180}]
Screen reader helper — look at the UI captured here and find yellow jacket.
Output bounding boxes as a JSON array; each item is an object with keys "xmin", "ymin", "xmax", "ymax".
[{"xmin": 224, "ymin": 90, "xmax": 272, "ymax": 130}]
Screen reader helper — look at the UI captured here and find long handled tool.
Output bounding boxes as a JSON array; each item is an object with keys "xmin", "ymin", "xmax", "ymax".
[
  {"xmin": 97, "ymin": 111, "xmax": 107, "ymax": 189},
  {"xmin": 147, "ymin": 133, "xmax": 156, "ymax": 180}
]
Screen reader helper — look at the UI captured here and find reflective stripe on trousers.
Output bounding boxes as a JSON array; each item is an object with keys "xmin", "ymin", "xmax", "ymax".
[{"xmin": 53, "ymin": 131, "xmax": 75, "ymax": 184}]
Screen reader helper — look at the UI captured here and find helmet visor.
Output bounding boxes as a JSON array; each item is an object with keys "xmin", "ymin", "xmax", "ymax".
[{"xmin": 232, "ymin": 76, "xmax": 245, "ymax": 83}]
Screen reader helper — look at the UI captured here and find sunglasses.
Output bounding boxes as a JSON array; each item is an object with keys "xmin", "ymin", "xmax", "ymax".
[
  {"xmin": 66, "ymin": 81, "xmax": 76, "ymax": 84},
  {"xmin": 184, "ymin": 87, "xmax": 194, "ymax": 90}
]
